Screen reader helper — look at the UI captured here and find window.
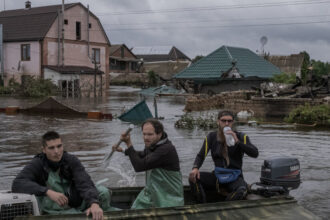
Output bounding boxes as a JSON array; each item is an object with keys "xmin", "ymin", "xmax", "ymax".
[
  {"xmin": 64, "ymin": 19, "xmax": 68, "ymax": 25},
  {"xmin": 131, "ymin": 62, "xmax": 137, "ymax": 71},
  {"xmin": 92, "ymin": 48, "xmax": 100, "ymax": 64},
  {"xmin": 76, "ymin": 21, "xmax": 81, "ymax": 40},
  {"xmin": 21, "ymin": 44, "xmax": 30, "ymax": 61},
  {"xmin": 88, "ymin": 23, "xmax": 92, "ymax": 28},
  {"xmin": 110, "ymin": 59, "xmax": 118, "ymax": 70},
  {"xmin": 121, "ymin": 47, "xmax": 124, "ymax": 58}
]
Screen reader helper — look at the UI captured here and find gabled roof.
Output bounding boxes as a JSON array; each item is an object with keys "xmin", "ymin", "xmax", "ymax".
[
  {"xmin": 0, "ymin": 3, "xmax": 75, "ymax": 42},
  {"xmin": 0, "ymin": 3, "xmax": 110, "ymax": 44},
  {"xmin": 132, "ymin": 46, "xmax": 191, "ymax": 62},
  {"xmin": 174, "ymin": 46, "xmax": 281, "ymax": 80},
  {"xmin": 109, "ymin": 44, "xmax": 138, "ymax": 59}
]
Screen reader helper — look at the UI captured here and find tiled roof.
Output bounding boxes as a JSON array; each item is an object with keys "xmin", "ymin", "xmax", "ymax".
[
  {"xmin": 132, "ymin": 46, "xmax": 190, "ymax": 62},
  {"xmin": 0, "ymin": 3, "xmax": 78, "ymax": 42},
  {"xmin": 174, "ymin": 45, "xmax": 281, "ymax": 79},
  {"xmin": 44, "ymin": 65, "xmax": 103, "ymax": 75}
]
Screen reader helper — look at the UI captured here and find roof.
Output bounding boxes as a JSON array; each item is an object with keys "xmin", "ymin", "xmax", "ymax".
[
  {"xmin": 174, "ymin": 45, "xmax": 281, "ymax": 80},
  {"xmin": 0, "ymin": 3, "xmax": 110, "ymax": 44},
  {"xmin": 132, "ymin": 46, "xmax": 191, "ymax": 62},
  {"xmin": 267, "ymin": 54, "xmax": 304, "ymax": 74},
  {"xmin": 109, "ymin": 44, "xmax": 138, "ymax": 60},
  {"xmin": 0, "ymin": 3, "xmax": 75, "ymax": 42},
  {"xmin": 44, "ymin": 65, "xmax": 104, "ymax": 75}
]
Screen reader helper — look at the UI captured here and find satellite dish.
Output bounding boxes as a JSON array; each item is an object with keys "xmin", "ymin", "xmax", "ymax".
[{"xmin": 260, "ymin": 36, "xmax": 268, "ymax": 46}]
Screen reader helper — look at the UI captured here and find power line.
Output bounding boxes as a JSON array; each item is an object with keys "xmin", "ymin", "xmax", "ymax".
[
  {"xmin": 104, "ymin": 20, "xmax": 330, "ymax": 31},
  {"xmin": 96, "ymin": 0, "xmax": 330, "ymax": 16},
  {"xmin": 105, "ymin": 14, "xmax": 330, "ymax": 26}
]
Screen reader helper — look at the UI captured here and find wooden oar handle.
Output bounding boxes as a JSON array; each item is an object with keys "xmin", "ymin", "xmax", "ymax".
[{"xmin": 113, "ymin": 127, "xmax": 133, "ymax": 151}]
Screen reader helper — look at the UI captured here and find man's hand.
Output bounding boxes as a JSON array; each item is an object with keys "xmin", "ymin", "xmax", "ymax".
[
  {"xmin": 120, "ymin": 132, "xmax": 133, "ymax": 148},
  {"xmin": 86, "ymin": 203, "xmax": 103, "ymax": 220},
  {"xmin": 46, "ymin": 189, "xmax": 68, "ymax": 207},
  {"xmin": 189, "ymin": 168, "xmax": 200, "ymax": 183},
  {"xmin": 112, "ymin": 145, "xmax": 123, "ymax": 152}
]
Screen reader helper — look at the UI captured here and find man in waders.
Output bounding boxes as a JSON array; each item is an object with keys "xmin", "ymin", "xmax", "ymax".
[
  {"xmin": 189, "ymin": 110, "xmax": 259, "ymax": 202},
  {"xmin": 113, "ymin": 119, "xmax": 184, "ymax": 209},
  {"xmin": 12, "ymin": 131, "xmax": 113, "ymax": 220}
]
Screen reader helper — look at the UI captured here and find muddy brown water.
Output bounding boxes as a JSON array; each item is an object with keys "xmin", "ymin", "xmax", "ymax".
[{"xmin": 0, "ymin": 86, "xmax": 329, "ymax": 219}]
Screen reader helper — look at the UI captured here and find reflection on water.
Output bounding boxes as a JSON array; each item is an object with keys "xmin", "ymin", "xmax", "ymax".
[{"xmin": 0, "ymin": 86, "xmax": 329, "ymax": 219}]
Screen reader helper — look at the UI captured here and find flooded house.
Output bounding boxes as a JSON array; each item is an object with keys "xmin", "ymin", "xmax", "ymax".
[
  {"xmin": 0, "ymin": 1, "xmax": 110, "ymax": 97},
  {"xmin": 132, "ymin": 46, "xmax": 191, "ymax": 80},
  {"xmin": 109, "ymin": 44, "xmax": 142, "ymax": 74},
  {"xmin": 173, "ymin": 45, "xmax": 281, "ymax": 94}
]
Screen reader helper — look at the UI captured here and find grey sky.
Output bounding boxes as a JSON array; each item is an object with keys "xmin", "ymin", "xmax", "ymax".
[{"xmin": 4, "ymin": 0, "xmax": 330, "ymax": 62}]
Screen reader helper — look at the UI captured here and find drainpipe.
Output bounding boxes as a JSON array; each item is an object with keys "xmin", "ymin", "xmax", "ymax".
[
  {"xmin": 61, "ymin": 0, "xmax": 65, "ymax": 66},
  {"xmin": 57, "ymin": 9, "xmax": 60, "ymax": 66},
  {"xmin": 87, "ymin": 4, "xmax": 90, "ymax": 58}
]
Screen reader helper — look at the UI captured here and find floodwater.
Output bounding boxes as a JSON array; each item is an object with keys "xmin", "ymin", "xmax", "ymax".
[{"xmin": 0, "ymin": 86, "xmax": 329, "ymax": 219}]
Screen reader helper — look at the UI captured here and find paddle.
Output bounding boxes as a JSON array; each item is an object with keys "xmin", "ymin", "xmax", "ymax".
[{"xmin": 103, "ymin": 124, "xmax": 134, "ymax": 167}]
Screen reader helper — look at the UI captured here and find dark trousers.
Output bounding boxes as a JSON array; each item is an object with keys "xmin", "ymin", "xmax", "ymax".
[{"xmin": 189, "ymin": 171, "xmax": 247, "ymax": 202}]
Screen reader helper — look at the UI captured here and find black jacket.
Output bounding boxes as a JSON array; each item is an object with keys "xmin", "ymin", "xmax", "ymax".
[
  {"xmin": 125, "ymin": 133, "xmax": 180, "ymax": 172},
  {"xmin": 193, "ymin": 131, "xmax": 258, "ymax": 171},
  {"xmin": 11, "ymin": 152, "xmax": 99, "ymax": 207}
]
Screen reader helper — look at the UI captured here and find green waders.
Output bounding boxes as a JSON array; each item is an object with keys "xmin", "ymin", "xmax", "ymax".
[
  {"xmin": 131, "ymin": 168, "xmax": 184, "ymax": 209},
  {"xmin": 37, "ymin": 170, "xmax": 114, "ymax": 214}
]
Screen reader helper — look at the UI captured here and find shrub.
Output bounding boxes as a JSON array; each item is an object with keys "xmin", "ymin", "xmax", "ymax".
[
  {"xmin": 147, "ymin": 71, "xmax": 158, "ymax": 86},
  {"xmin": 271, "ymin": 72, "xmax": 296, "ymax": 84},
  {"xmin": 284, "ymin": 104, "xmax": 330, "ymax": 125},
  {"xmin": 21, "ymin": 76, "xmax": 58, "ymax": 97}
]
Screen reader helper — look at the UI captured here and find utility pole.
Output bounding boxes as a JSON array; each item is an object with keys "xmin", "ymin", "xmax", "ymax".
[{"xmin": 94, "ymin": 58, "xmax": 97, "ymax": 98}]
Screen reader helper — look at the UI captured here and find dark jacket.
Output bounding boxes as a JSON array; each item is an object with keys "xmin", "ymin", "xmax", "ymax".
[
  {"xmin": 125, "ymin": 132, "xmax": 180, "ymax": 172},
  {"xmin": 193, "ymin": 131, "xmax": 258, "ymax": 171},
  {"xmin": 11, "ymin": 152, "xmax": 99, "ymax": 207}
]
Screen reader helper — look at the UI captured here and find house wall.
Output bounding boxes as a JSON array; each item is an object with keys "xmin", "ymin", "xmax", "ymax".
[
  {"xmin": 198, "ymin": 78, "xmax": 267, "ymax": 94},
  {"xmin": 45, "ymin": 4, "xmax": 110, "ymax": 88},
  {"xmin": 143, "ymin": 61, "xmax": 190, "ymax": 79},
  {"xmin": 3, "ymin": 41, "xmax": 41, "ymax": 85},
  {"xmin": 44, "ymin": 68, "xmax": 105, "ymax": 98}
]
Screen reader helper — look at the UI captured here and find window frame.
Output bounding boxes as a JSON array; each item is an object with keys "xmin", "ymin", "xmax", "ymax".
[
  {"xmin": 21, "ymin": 44, "xmax": 31, "ymax": 61},
  {"xmin": 76, "ymin": 21, "xmax": 81, "ymax": 40},
  {"xmin": 92, "ymin": 48, "xmax": 101, "ymax": 64}
]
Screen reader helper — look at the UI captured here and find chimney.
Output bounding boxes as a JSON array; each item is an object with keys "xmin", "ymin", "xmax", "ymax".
[{"xmin": 25, "ymin": 1, "xmax": 31, "ymax": 9}]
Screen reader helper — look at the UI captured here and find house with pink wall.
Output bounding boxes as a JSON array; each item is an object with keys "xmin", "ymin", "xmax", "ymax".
[{"xmin": 0, "ymin": 1, "xmax": 110, "ymax": 97}]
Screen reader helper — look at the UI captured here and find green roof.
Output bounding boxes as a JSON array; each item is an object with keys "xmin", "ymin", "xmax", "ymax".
[{"xmin": 173, "ymin": 46, "xmax": 281, "ymax": 80}]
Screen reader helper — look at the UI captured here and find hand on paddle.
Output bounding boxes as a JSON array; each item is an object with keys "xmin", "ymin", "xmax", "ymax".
[
  {"xmin": 46, "ymin": 189, "xmax": 68, "ymax": 207},
  {"xmin": 189, "ymin": 168, "xmax": 200, "ymax": 183},
  {"xmin": 112, "ymin": 132, "xmax": 133, "ymax": 152},
  {"xmin": 86, "ymin": 203, "xmax": 103, "ymax": 220}
]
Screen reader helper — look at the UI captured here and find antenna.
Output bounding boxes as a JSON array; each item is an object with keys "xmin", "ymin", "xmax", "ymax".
[{"xmin": 260, "ymin": 36, "xmax": 268, "ymax": 55}]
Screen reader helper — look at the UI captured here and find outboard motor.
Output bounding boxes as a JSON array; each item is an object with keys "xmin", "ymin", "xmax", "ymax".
[{"xmin": 253, "ymin": 157, "xmax": 301, "ymax": 197}]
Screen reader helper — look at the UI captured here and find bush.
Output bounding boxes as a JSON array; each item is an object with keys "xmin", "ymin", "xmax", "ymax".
[
  {"xmin": 0, "ymin": 76, "xmax": 58, "ymax": 97},
  {"xmin": 284, "ymin": 104, "xmax": 330, "ymax": 125},
  {"xmin": 147, "ymin": 71, "xmax": 158, "ymax": 86},
  {"xmin": 21, "ymin": 76, "xmax": 58, "ymax": 97},
  {"xmin": 271, "ymin": 72, "xmax": 296, "ymax": 84}
]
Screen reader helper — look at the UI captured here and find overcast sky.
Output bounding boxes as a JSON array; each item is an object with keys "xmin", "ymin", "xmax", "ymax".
[{"xmin": 4, "ymin": 0, "xmax": 330, "ymax": 62}]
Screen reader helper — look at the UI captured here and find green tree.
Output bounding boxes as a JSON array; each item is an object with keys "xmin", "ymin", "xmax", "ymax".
[
  {"xmin": 300, "ymin": 51, "xmax": 310, "ymax": 83},
  {"xmin": 147, "ymin": 70, "xmax": 158, "ymax": 86},
  {"xmin": 192, "ymin": 55, "xmax": 204, "ymax": 63}
]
